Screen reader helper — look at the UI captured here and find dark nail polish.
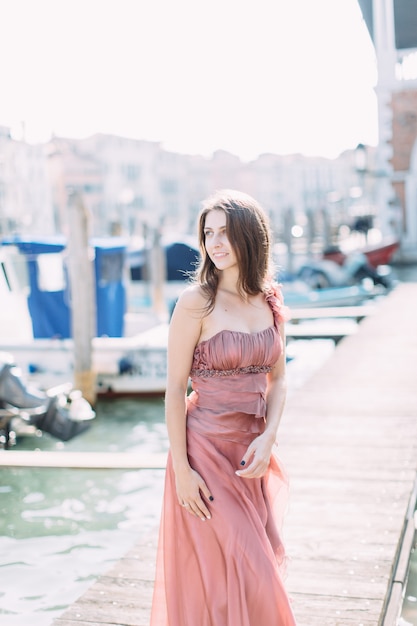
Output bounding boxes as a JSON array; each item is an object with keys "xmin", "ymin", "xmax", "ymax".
[
  {"xmin": 209, "ymin": 496, "xmax": 214, "ymax": 501},
  {"xmin": 240, "ymin": 460, "xmax": 246, "ymax": 466}
]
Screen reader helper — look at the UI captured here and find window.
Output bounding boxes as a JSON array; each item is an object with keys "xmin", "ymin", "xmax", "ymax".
[
  {"xmin": 160, "ymin": 179, "xmax": 178, "ymax": 194},
  {"xmin": 122, "ymin": 164, "xmax": 141, "ymax": 182}
]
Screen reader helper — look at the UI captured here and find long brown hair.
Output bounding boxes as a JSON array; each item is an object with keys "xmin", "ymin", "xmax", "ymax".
[{"xmin": 195, "ymin": 189, "xmax": 274, "ymax": 311}]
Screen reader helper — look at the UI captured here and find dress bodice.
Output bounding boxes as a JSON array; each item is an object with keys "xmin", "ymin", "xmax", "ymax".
[
  {"xmin": 190, "ymin": 325, "xmax": 280, "ymax": 376},
  {"xmin": 187, "ymin": 285, "xmax": 289, "ymax": 422},
  {"xmin": 190, "ymin": 283, "xmax": 288, "ymax": 377}
]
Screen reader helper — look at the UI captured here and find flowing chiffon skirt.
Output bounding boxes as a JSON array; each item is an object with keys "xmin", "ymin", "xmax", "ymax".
[{"xmin": 150, "ymin": 404, "xmax": 296, "ymax": 626}]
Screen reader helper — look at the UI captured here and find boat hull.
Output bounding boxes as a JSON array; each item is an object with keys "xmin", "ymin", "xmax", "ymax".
[
  {"xmin": 323, "ymin": 238, "xmax": 400, "ymax": 268},
  {"xmin": 0, "ymin": 325, "xmax": 169, "ymax": 398},
  {"xmin": 283, "ymin": 284, "xmax": 374, "ymax": 308}
]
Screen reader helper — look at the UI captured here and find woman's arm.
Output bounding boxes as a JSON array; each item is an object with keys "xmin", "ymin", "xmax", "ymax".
[
  {"xmin": 263, "ymin": 321, "xmax": 288, "ymax": 443},
  {"xmin": 236, "ymin": 322, "xmax": 287, "ymax": 478},
  {"xmin": 165, "ymin": 287, "xmax": 201, "ymax": 472},
  {"xmin": 165, "ymin": 286, "xmax": 213, "ymax": 520}
]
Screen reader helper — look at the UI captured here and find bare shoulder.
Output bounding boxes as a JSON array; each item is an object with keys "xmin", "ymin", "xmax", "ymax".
[
  {"xmin": 175, "ymin": 284, "xmax": 208, "ymax": 318},
  {"xmin": 169, "ymin": 285, "xmax": 207, "ymax": 354}
]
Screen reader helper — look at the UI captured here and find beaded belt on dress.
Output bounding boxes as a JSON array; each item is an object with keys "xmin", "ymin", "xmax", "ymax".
[{"xmin": 190, "ymin": 365, "xmax": 272, "ymax": 378}]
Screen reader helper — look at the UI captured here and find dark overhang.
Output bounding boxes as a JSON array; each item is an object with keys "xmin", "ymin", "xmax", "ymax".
[{"xmin": 357, "ymin": 0, "xmax": 417, "ymax": 50}]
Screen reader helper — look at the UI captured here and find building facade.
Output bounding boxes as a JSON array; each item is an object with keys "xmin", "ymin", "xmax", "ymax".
[
  {"xmin": 358, "ymin": 0, "xmax": 417, "ymax": 260},
  {"xmin": 0, "ymin": 126, "xmax": 53, "ymax": 236},
  {"xmin": 0, "ymin": 127, "xmax": 382, "ymax": 254}
]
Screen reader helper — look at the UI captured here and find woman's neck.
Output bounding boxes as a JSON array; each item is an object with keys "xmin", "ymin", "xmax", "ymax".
[{"xmin": 217, "ymin": 268, "xmax": 241, "ymax": 296}]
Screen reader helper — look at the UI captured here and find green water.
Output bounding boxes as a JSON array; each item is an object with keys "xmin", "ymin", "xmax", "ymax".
[{"xmin": 0, "ymin": 398, "xmax": 168, "ymax": 626}]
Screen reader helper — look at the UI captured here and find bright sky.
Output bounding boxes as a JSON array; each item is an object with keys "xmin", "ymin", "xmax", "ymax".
[{"xmin": 0, "ymin": 0, "xmax": 378, "ymax": 161}]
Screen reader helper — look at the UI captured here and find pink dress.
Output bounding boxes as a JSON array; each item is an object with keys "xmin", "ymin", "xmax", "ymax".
[{"xmin": 150, "ymin": 287, "xmax": 296, "ymax": 626}]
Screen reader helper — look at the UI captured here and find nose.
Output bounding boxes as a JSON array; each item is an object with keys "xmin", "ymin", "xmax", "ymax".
[{"xmin": 212, "ymin": 232, "xmax": 222, "ymax": 247}]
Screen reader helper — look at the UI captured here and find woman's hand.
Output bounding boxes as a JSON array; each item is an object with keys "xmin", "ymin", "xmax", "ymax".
[
  {"xmin": 175, "ymin": 466, "xmax": 213, "ymax": 521},
  {"xmin": 235, "ymin": 432, "xmax": 276, "ymax": 479}
]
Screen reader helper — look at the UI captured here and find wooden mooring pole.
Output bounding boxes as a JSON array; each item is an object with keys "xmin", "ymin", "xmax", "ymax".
[
  {"xmin": 66, "ymin": 190, "xmax": 97, "ymax": 406},
  {"xmin": 149, "ymin": 224, "xmax": 168, "ymax": 320}
]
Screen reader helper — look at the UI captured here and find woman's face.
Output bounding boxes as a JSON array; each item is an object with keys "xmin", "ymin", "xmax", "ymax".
[{"xmin": 203, "ymin": 210, "xmax": 238, "ymax": 271}]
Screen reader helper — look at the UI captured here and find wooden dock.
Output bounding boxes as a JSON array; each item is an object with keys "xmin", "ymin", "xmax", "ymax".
[
  {"xmin": 289, "ymin": 303, "xmax": 376, "ymax": 323},
  {"xmin": 51, "ymin": 283, "xmax": 417, "ymax": 626},
  {"xmin": 285, "ymin": 319, "xmax": 358, "ymax": 344}
]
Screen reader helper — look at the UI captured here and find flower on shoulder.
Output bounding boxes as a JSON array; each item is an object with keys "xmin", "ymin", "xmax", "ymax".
[{"xmin": 264, "ymin": 281, "xmax": 291, "ymax": 324}]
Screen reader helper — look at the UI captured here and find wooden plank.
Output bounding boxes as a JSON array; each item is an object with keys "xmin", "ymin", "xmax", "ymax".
[
  {"xmin": 285, "ymin": 320, "xmax": 358, "ymax": 342},
  {"xmin": 54, "ymin": 594, "xmax": 152, "ymax": 626},
  {"xmin": 0, "ymin": 450, "xmax": 167, "ymax": 469},
  {"xmin": 291, "ymin": 618, "xmax": 378, "ymax": 626},
  {"xmin": 382, "ymin": 582, "xmax": 403, "ymax": 626},
  {"xmin": 54, "ymin": 622, "xmax": 124, "ymax": 626},
  {"xmin": 290, "ymin": 304, "xmax": 376, "ymax": 322},
  {"xmin": 290, "ymin": 594, "xmax": 383, "ymax": 624}
]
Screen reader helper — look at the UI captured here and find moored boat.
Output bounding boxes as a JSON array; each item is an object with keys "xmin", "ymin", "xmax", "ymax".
[
  {"xmin": 322, "ymin": 236, "xmax": 400, "ymax": 268},
  {"xmin": 282, "ymin": 283, "xmax": 375, "ymax": 308},
  {"xmin": 0, "ymin": 352, "xmax": 95, "ymax": 448},
  {"xmin": 0, "ymin": 329, "xmax": 168, "ymax": 399}
]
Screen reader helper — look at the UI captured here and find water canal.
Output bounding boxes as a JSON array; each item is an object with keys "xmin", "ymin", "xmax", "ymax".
[{"xmin": 0, "ymin": 398, "xmax": 168, "ymax": 626}]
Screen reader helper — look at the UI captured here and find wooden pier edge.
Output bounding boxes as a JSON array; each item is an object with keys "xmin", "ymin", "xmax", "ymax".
[
  {"xmin": 381, "ymin": 477, "xmax": 417, "ymax": 625},
  {"xmin": 0, "ymin": 450, "xmax": 167, "ymax": 469},
  {"xmin": 48, "ymin": 283, "xmax": 417, "ymax": 626}
]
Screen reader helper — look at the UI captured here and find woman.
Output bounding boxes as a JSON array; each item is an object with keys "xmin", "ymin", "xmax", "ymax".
[{"xmin": 150, "ymin": 190, "xmax": 296, "ymax": 626}]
